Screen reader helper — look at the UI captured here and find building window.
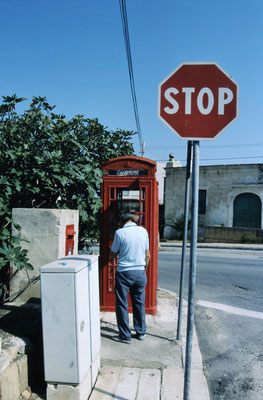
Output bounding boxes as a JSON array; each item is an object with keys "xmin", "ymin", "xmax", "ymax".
[{"xmin": 199, "ymin": 190, "xmax": 206, "ymax": 214}]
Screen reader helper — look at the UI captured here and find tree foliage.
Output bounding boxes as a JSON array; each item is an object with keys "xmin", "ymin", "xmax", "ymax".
[{"xmin": 0, "ymin": 95, "xmax": 135, "ymax": 297}]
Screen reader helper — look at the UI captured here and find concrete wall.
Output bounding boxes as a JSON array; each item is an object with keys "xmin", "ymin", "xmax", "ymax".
[
  {"xmin": 164, "ymin": 163, "xmax": 263, "ymax": 239},
  {"xmin": 11, "ymin": 208, "xmax": 79, "ymax": 297}
]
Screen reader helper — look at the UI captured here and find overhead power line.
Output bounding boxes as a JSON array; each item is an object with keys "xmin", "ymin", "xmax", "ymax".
[
  {"xmin": 118, "ymin": 0, "xmax": 143, "ymax": 155},
  {"xmin": 150, "ymin": 155, "xmax": 263, "ymax": 162},
  {"xmin": 147, "ymin": 142, "xmax": 263, "ymax": 150},
  {"xmin": 199, "ymin": 155, "xmax": 263, "ymax": 162}
]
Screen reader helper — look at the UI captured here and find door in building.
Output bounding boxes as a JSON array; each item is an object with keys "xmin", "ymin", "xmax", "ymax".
[{"xmin": 233, "ymin": 193, "xmax": 261, "ymax": 228}]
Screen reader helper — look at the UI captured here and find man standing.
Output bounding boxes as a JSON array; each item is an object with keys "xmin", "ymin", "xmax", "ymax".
[{"xmin": 109, "ymin": 210, "xmax": 150, "ymax": 344}]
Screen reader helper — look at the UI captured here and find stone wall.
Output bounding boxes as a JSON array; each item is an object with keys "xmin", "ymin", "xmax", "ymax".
[
  {"xmin": 205, "ymin": 226, "xmax": 263, "ymax": 243},
  {"xmin": 0, "ymin": 335, "xmax": 29, "ymax": 400},
  {"xmin": 0, "ymin": 300, "xmax": 44, "ymax": 400}
]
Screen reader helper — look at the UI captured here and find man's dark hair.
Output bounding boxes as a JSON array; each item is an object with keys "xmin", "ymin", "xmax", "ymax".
[
  {"xmin": 118, "ymin": 210, "xmax": 134, "ymax": 224},
  {"xmin": 130, "ymin": 209, "xmax": 139, "ymax": 223}
]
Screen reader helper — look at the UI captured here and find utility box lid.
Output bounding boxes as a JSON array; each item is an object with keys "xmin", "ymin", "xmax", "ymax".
[
  {"xmin": 40, "ymin": 259, "xmax": 87, "ymax": 273},
  {"xmin": 61, "ymin": 254, "xmax": 98, "ymax": 266}
]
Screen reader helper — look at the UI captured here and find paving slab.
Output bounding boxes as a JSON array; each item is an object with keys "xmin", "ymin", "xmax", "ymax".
[
  {"xmin": 114, "ymin": 367, "xmax": 140, "ymax": 400},
  {"xmin": 91, "ymin": 289, "xmax": 210, "ymax": 399},
  {"xmin": 190, "ymin": 369, "xmax": 210, "ymax": 400},
  {"xmin": 161, "ymin": 366, "xmax": 184, "ymax": 400},
  {"xmin": 137, "ymin": 369, "xmax": 161, "ymax": 400},
  {"xmin": 89, "ymin": 366, "xmax": 121, "ymax": 400}
]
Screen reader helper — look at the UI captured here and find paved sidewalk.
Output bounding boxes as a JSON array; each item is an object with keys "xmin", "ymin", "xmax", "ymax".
[{"xmin": 90, "ymin": 289, "xmax": 210, "ymax": 400}]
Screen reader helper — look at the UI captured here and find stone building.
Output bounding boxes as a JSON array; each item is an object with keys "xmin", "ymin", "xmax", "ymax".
[{"xmin": 164, "ymin": 161, "xmax": 263, "ymax": 240}]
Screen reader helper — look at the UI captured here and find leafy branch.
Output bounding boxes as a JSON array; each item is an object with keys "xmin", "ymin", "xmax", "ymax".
[{"xmin": 0, "ymin": 94, "xmax": 135, "ymax": 299}]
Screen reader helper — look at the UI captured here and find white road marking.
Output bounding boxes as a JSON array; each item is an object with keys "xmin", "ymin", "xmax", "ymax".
[{"xmin": 197, "ymin": 300, "xmax": 263, "ymax": 320}]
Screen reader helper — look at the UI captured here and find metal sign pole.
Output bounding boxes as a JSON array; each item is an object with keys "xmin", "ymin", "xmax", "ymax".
[
  {"xmin": 183, "ymin": 141, "xmax": 200, "ymax": 400},
  {"xmin": 177, "ymin": 140, "xmax": 192, "ymax": 341}
]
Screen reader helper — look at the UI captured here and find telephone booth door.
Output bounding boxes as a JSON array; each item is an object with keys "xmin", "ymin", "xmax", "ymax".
[{"xmin": 100, "ymin": 156, "xmax": 158, "ymax": 315}]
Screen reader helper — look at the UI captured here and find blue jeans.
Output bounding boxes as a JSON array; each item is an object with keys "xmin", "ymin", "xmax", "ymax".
[{"xmin": 115, "ymin": 270, "xmax": 147, "ymax": 339}]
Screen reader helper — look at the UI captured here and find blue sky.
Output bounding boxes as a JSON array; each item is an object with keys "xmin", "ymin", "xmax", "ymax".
[{"xmin": 1, "ymin": 0, "xmax": 262, "ymax": 166}]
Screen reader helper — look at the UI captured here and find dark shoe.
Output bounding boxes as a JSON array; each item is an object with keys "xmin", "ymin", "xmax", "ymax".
[
  {"xmin": 134, "ymin": 333, "xmax": 146, "ymax": 341},
  {"xmin": 111, "ymin": 335, "xmax": 131, "ymax": 344}
]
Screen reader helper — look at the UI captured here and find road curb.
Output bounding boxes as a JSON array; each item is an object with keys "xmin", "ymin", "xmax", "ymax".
[{"xmin": 160, "ymin": 242, "xmax": 263, "ymax": 251}]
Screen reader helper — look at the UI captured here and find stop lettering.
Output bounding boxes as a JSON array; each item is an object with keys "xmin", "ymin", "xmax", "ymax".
[
  {"xmin": 164, "ymin": 87, "xmax": 234, "ymax": 116},
  {"xmin": 158, "ymin": 63, "xmax": 239, "ymax": 140}
]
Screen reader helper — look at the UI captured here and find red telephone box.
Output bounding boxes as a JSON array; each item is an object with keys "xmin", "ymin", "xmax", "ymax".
[{"xmin": 100, "ymin": 156, "xmax": 159, "ymax": 315}]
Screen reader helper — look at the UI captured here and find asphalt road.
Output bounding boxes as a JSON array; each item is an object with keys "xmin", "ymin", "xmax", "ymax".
[{"xmin": 158, "ymin": 247, "xmax": 263, "ymax": 400}]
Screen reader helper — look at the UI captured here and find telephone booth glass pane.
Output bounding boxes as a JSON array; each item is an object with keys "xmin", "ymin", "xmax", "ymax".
[
  {"xmin": 110, "ymin": 188, "xmax": 115, "ymax": 199},
  {"xmin": 116, "ymin": 201, "xmax": 140, "ymax": 214},
  {"xmin": 116, "ymin": 189, "xmax": 140, "ymax": 200},
  {"xmin": 109, "ymin": 188, "xmax": 147, "ymax": 230},
  {"xmin": 115, "ymin": 190, "xmax": 140, "ymax": 220},
  {"xmin": 109, "ymin": 202, "xmax": 115, "ymax": 240}
]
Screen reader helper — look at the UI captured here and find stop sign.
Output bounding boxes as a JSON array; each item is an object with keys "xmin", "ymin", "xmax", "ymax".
[{"xmin": 158, "ymin": 62, "xmax": 239, "ymax": 140}]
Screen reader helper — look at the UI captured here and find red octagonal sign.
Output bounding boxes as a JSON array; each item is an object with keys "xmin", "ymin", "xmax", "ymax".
[{"xmin": 158, "ymin": 62, "xmax": 239, "ymax": 140}]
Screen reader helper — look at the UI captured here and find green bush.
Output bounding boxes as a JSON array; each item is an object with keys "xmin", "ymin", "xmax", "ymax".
[
  {"xmin": 164, "ymin": 214, "xmax": 191, "ymax": 240},
  {"xmin": 0, "ymin": 95, "xmax": 135, "ymax": 300}
]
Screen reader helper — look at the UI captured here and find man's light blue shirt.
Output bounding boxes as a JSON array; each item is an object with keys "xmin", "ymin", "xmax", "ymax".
[{"xmin": 111, "ymin": 222, "xmax": 149, "ymax": 272}]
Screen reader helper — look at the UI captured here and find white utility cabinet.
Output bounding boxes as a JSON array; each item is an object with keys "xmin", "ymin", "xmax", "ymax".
[{"xmin": 40, "ymin": 255, "xmax": 100, "ymax": 385}]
